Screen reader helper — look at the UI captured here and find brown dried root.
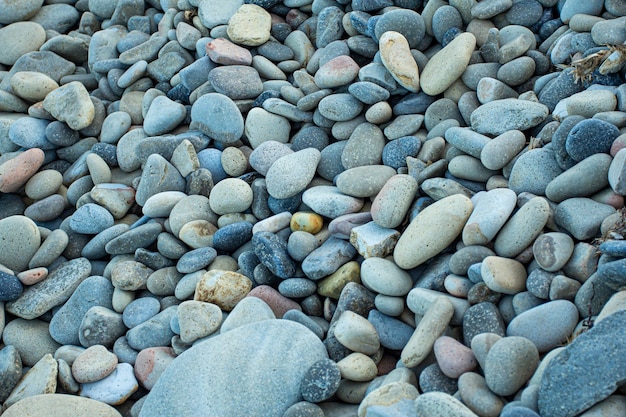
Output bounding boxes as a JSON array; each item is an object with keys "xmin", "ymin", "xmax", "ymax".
[
  {"xmin": 557, "ymin": 44, "xmax": 626, "ymax": 84},
  {"xmin": 592, "ymin": 206, "xmax": 626, "ymax": 248}
]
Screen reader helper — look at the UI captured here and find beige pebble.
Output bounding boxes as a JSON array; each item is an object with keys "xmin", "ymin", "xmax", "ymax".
[
  {"xmin": 71, "ymin": 345, "xmax": 118, "ymax": 384},
  {"xmin": 401, "ymin": 296, "xmax": 454, "ymax": 368},
  {"xmin": 227, "ymin": 4, "xmax": 271, "ymax": 47},
  {"xmin": 334, "ymin": 310, "xmax": 380, "ymax": 355},
  {"xmin": 420, "ymin": 32, "xmax": 476, "ymax": 96},
  {"xmin": 24, "ymin": 169, "xmax": 63, "ymax": 200},
  {"xmin": 86, "ymin": 153, "xmax": 112, "ymax": 185},
  {"xmin": 379, "ymin": 31, "xmax": 420, "ymax": 93},
  {"xmin": 178, "ymin": 220, "xmax": 217, "ymax": 248},
  {"xmin": 221, "ymin": 146, "xmax": 248, "ymax": 177},
  {"xmin": 171, "ymin": 139, "xmax": 200, "ymax": 178},
  {"xmin": 394, "ymin": 194, "xmax": 473, "ymax": 269},
  {"xmin": 194, "ymin": 269, "xmax": 252, "ymax": 311},
  {"xmin": 365, "ymin": 101, "xmax": 393, "ymax": 124},
  {"xmin": 208, "ymin": 178, "xmax": 253, "ymax": 215},
  {"xmin": 10, "ymin": 71, "xmax": 59, "ymax": 102},
  {"xmin": 358, "ymin": 382, "xmax": 419, "ymax": 417},
  {"xmin": 481, "ymin": 256, "xmax": 527, "ymax": 294},
  {"xmin": 337, "ymin": 352, "xmax": 378, "ymax": 382}
]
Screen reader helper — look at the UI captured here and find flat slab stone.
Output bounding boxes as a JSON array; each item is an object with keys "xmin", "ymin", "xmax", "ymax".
[{"xmin": 538, "ymin": 309, "xmax": 626, "ymax": 417}]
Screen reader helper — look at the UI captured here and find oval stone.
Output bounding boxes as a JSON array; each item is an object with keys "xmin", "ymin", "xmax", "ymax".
[
  {"xmin": 506, "ymin": 300, "xmax": 579, "ymax": 353},
  {"xmin": 394, "ymin": 194, "xmax": 473, "ymax": 269},
  {"xmin": 420, "ymin": 32, "xmax": 476, "ymax": 96},
  {"xmin": 360, "ymin": 257, "xmax": 413, "ymax": 297}
]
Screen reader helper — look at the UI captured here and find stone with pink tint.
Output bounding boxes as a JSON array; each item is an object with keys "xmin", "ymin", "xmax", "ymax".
[
  {"xmin": 246, "ymin": 285, "xmax": 301, "ymax": 318},
  {"xmin": 134, "ymin": 347, "xmax": 177, "ymax": 390},
  {"xmin": 17, "ymin": 267, "xmax": 48, "ymax": 285},
  {"xmin": 0, "ymin": 148, "xmax": 45, "ymax": 193},
  {"xmin": 72, "ymin": 345, "xmax": 118, "ymax": 384},
  {"xmin": 314, "ymin": 55, "xmax": 360, "ymax": 89},
  {"xmin": 206, "ymin": 37, "xmax": 252, "ymax": 65},
  {"xmin": 434, "ymin": 336, "xmax": 478, "ymax": 378}
]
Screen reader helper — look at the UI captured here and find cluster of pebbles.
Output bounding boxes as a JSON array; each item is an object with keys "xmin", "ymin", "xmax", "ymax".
[{"xmin": 2, "ymin": 0, "xmax": 626, "ymax": 416}]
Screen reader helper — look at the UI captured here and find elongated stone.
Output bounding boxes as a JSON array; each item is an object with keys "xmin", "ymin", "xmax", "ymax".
[{"xmin": 394, "ymin": 194, "xmax": 473, "ymax": 269}]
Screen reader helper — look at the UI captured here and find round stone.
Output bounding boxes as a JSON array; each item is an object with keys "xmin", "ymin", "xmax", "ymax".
[
  {"xmin": 506, "ymin": 300, "xmax": 579, "ymax": 352},
  {"xmin": 208, "ymin": 178, "xmax": 253, "ymax": 215},
  {"xmin": 0, "ymin": 215, "xmax": 41, "ymax": 272},
  {"xmin": 565, "ymin": 119, "xmax": 620, "ymax": 162},
  {"xmin": 191, "ymin": 93, "xmax": 244, "ymax": 144},
  {"xmin": 71, "ymin": 345, "xmax": 118, "ymax": 384},
  {"xmin": 532, "ymin": 232, "xmax": 575, "ymax": 272},
  {"xmin": 360, "ymin": 257, "xmax": 413, "ymax": 297},
  {"xmin": 0, "ymin": 22, "xmax": 46, "ymax": 66},
  {"xmin": 300, "ymin": 358, "xmax": 341, "ymax": 403},
  {"xmin": 227, "ymin": 4, "xmax": 271, "ymax": 47},
  {"xmin": 10, "ymin": 71, "xmax": 59, "ymax": 102},
  {"xmin": 484, "ymin": 336, "xmax": 539, "ymax": 397}
]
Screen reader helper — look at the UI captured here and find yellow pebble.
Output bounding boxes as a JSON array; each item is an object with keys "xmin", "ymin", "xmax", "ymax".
[
  {"xmin": 317, "ymin": 261, "xmax": 361, "ymax": 299},
  {"xmin": 290, "ymin": 211, "xmax": 324, "ymax": 234}
]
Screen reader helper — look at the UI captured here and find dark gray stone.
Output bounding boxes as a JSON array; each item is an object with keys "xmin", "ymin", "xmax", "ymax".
[
  {"xmin": 300, "ymin": 358, "xmax": 341, "ymax": 403},
  {"xmin": 538, "ymin": 309, "xmax": 626, "ymax": 417},
  {"xmin": 463, "ymin": 302, "xmax": 506, "ymax": 346}
]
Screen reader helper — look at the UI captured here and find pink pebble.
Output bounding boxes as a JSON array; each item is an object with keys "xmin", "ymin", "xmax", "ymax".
[
  {"xmin": 246, "ymin": 285, "xmax": 302, "ymax": 318},
  {"xmin": 434, "ymin": 336, "xmax": 478, "ymax": 379},
  {"xmin": 17, "ymin": 267, "xmax": 48, "ymax": 285},
  {"xmin": 206, "ymin": 37, "xmax": 252, "ymax": 66},
  {"xmin": 134, "ymin": 347, "xmax": 177, "ymax": 390},
  {"xmin": 0, "ymin": 148, "xmax": 45, "ymax": 193}
]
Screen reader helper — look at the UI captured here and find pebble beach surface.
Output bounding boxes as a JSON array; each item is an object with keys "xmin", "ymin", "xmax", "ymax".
[{"xmin": 2, "ymin": 0, "xmax": 626, "ymax": 416}]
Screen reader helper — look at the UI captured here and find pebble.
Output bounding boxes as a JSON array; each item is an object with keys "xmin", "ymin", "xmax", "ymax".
[
  {"xmin": 0, "ymin": 22, "xmax": 46, "ymax": 66},
  {"xmin": 494, "ymin": 196, "xmax": 550, "ymax": 258},
  {"xmin": 333, "ymin": 310, "xmax": 380, "ymax": 355},
  {"xmin": 401, "ymin": 296, "xmax": 454, "ymax": 368},
  {"xmin": 507, "ymin": 300, "xmax": 579, "ymax": 352},
  {"xmin": 462, "ymin": 188, "xmax": 517, "ymax": 246},
  {"xmin": 266, "ymin": 148, "xmax": 320, "ymax": 199},
  {"xmin": 191, "ymin": 93, "xmax": 244, "ymax": 144},
  {"xmin": 80, "ymin": 362, "xmax": 138, "ymax": 405},
  {"xmin": 360, "ymin": 257, "xmax": 412, "ymax": 297},
  {"xmin": 131, "ymin": 347, "xmax": 176, "ymax": 391},
  {"xmin": 394, "ymin": 194, "xmax": 473, "ymax": 269},
  {"xmin": 485, "ymin": 336, "xmax": 539, "ymax": 397},
  {"xmin": 458, "ymin": 372, "xmax": 505, "ymax": 417},
  {"xmin": 421, "ymin": 32, "xmax": 476, "ymax": 96},
  {"xmin": 0, "ymin": 148, "xmax": 45, "ymax": 194},
  {"xmin": 299, "ymin": 358, "xmax": 341, "ymax": 403},
  {"xmin": 72, "ymin": 344, "xmax": 118, "ymax": 384},
  {"xmin": 378, "ymin": 31, "xmax": 419, "ymax": 93},
  {"xmin": 6, "ymin": 257, "xmax": 91, "ymax": 320},
  {"xmin": 471, "ymin": 98, "xmax": 549, "ymax": 135},
  {"xmin": 415, "ymin": 391, "xmax": 479, "ymax": 417},
  {"xmin": 194, "ymin": 270, "xmax": 252, "ymax": 311},
  {"xmin": 434, "ymin": 335, "xmax": 478, "ymax": 378}
]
